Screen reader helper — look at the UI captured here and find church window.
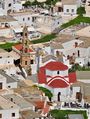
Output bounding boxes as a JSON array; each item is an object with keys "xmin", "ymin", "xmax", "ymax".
[
  {"xmin": 8, "ymin": 3, "xmax": 11, "ymax": 7},
  {"xmin": 57, "ymin": 71, "xmax": 59, "ymax": 74},
  {"xmin": 25, "ymin": 61, "xmax": 27, "ymax": 65}
]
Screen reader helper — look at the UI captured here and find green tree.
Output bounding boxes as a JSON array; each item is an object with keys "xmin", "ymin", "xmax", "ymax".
[
  {"xmin": 39, "ymin": 86, "xmax": 53, "ymax": 100},
  {"xmin": 32, "ymin": 0, "xmax": 39, "ymax": 5},
  {"xmin": 45, "ymin": 0, "xmax": 52, "ymax": 5},
  {"xmin": 45, "ymin": 0, "xmax": 60, "ymax": 6},
  {"xmin": 77, "ymin": 7, "xmax": 86, "ymax": 15},
  {"xmin": 69, "ymin": 63, "xmax": 82, "ymax": 72},
  {"xmin": 50, "ymin": 110, "xmax": 66, "ymax": 119},
  {"xmin": 23, "ymin": 1, "xmax": 32, "ymax": 7}
]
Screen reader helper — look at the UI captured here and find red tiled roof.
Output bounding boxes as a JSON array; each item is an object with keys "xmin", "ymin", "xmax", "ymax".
[
  {"xmin": 34, "ymin": 101, "xmax": 50, "ymax": 115},
  {"xmin": 42, "ymin": 104, "xmax": 50, "ymax": 115},
  {"xmin": 45, "ymin": 61, "xmax": 68, "ymax": 70},
  {"xmin": 14, "ymin": 44, "xmax": 22, "ymax": 50},
  {"xmin": 34, "ymin": 101, "xmax": 44, "ymax": 109},
  {"xmin": 48, "ymin": 79, "xmax": 69, "ymax": 88},
  {"xmin": 38, "ymin": 67, "xmax": 46, "ymax": 84},
  {"xmin": 69, "ymin": 72, "xmax": 77, "ymax": 83},
  {"xmin": 13, "ymin": 44, "xmax": 33, "ymax": 52}
]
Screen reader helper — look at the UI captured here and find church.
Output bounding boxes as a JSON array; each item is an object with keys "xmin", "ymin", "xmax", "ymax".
[{"xmin": 38, "ymin": 61, "xmax": 77, "ymax": 101}]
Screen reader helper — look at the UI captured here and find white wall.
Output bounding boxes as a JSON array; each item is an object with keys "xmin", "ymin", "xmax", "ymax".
[
  {"xmin": 46, "ymin": 69, "xmax": 68, "ymax": 77},
  {"xmin": 31, "ymin": 64, "xmax": 37, "ymax": 74},
  {"xmin": 9, "ymin": 21, "xmax": 19, "ymax": 27},
  {"xmin": 4, "ymin": 0, "xmax": 13, "ymax": 15},
  {"xmin": 72, "ymin": 86, "xmax": 80, "ymax": 98},
  {"xmin": 13, "ymin": 14, "xmax": 38, "ymax": 27},
  {"xmin": 7, "ymin": 82, "xmax": 17, "ymax": 89},
  {"xmin": 0, "ymin": 28, "xmax": 14, "ymax": 37},
  {"xmin": 44, "ymin": 46, "xmax": 52, "ymax": 55},
  {"xmin": 0, "ymin": 57, "xmax": 14, "ymax": 65},
  {"xmin": 52, "ymin": 87, "xmax": 70, "ymax": 101},
  {"xmin": 13, "ymin": 3, "xmax": 22, "ymax": 12},
  {"xmin": 0, "ymin": 75, "xmax": 7, "ymax": 89},
  {"xmin": 0, "ymin": 8, "xmax": 5, "ymax": 16},
  {"xmin": 75, "ymin": 57, "xmax": 86, "ymax": 66},
  {"xmin": 0, "ymin": 108, "xmax": 19, "ymax": 119}
]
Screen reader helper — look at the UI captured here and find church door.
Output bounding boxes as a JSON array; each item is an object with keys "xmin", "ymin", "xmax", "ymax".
[{"xmin": 58, "ymin": 92, "xmax": 61, "ymax": 101}]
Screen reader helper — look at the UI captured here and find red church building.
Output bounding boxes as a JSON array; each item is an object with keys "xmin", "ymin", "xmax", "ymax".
[{"xmin": 38, "ymin": 61, "xmax": 77, "ymax": 101}]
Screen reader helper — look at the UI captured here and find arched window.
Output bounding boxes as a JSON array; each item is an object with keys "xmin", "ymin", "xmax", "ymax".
[{"xmin": 57, "ymin": 71, "xmax": 59, "ymax": 74}]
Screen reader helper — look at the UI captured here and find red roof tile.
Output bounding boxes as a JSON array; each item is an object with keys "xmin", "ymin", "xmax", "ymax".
[
  {"xmin": 42, "ymin": 104, "xmax": 50, "ymax": 115},
  {"xmin": 48, "ymin": 79, "xmax": 69, "ymax": 88},
  {"xmin": 13, "ymin": 44, "xmax": 33, "ymax": 52},
  {"xmin": 14, "ymin": 44, "xmax": 22, "ymax": 50},
  {"xmin": 38, "ymin": 67, "xmax": 46, "ymax": 84},
  {"xmin": 45, "ymin": 61, "xmax": 68, "ymax": 71},
  {"xmin": 69, "ymin": 72, "xmax": 77, "ymax": 83},
  {"xmin": 34, "ymin": 101, "xmax": 44, "ymax": 109}
]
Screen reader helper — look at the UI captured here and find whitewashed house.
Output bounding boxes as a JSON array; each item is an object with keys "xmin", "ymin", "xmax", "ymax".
[
  {"xmin": 85, "ymin": 0, "xmax": 90, "ymax": 17},
  {"xmin": 0, "ymin": 15, "xmax": 18, "ymax": 39},
  {"xmin": 10, "ymin": 11, "xmax": 39, "ymax": 27},
  {"xmin": 0, "ymin": 49, "xmax": 14, "ymax": 68},
  {"xmin": 0, "ymin": 70, "xmax": 18, "ymax": 89},
  {"xmin": 0, "ymin": 0, "xmax": 13, "ymax": 15},
  {"xmin": 0, "ymin": 96, "xmax": 19, "ymax": 119},
  {"xmin": 55, "ymin": 0, "xmax": 81, "ymax": 16},
  {"xmin": 4, "ymin": 93, "xmax": 35, "ymax": 111},
  {"xmin": 0, "ymin": 0, "xmax": 23, "ymax": 15}
]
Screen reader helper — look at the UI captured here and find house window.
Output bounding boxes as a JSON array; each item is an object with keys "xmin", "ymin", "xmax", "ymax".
[
  {"xmin": 8, "ymin": 86, "xmax": 11, "ymax": 88},
  {"xmin": 8, "ymin": 3, "xmax": 11, "ymax": 7},
  {"xmin": 0, "ymin": 114, "xmax": 2, "ymax": 118},
  {"xmin": 66, "ymin": 9, "xmax": 69, "ymax": 12},
  {"xmin": 25, "ymin": 33, "xmax": 27, "ymax": 37},
  {"xmin": 31, "ymin": 60, "xmax": 34, "ymax": 64},
  {"xmin": 28, "ymin": 17, "xmax": 30, "ymax": 20},
  {"xmin": 32, "ymin": 17, "xmax": 35, "ymax": 22},
  {"xmin": 72, "ymin": 9, "xmax": 74, "ymax": 12},
  {"xmin": 12, "ymin": 113, "xmax": 15, "ymax": 117},
  {"xmin": 23, "ymin": 18, "xmax": 25, "ymax": 21},
  {"xmin": 11, "ymin": 98, "xmax": 13, "ymax": 102},
  {"xmin": 57, "ymin": 71, "xmax": 59, "ymax": 74},
  {"xmin": 78, "ymin": 50, "xmax": 80, "ymax": 57},
  {"xmin": 67, "ymin": 55, "xmax": 70, "ymax": 59},
  {"xmin": 0, "ymin": 83, "xmax": 2, "ymax": 89},
  {"xmin": 25, "ymin": 61, "xmax": 27, "ymax": 65}
]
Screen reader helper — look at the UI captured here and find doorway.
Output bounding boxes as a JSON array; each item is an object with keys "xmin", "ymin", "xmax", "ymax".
[
  {"xmin": 58, "ymin": 92, "xmax": 61, "ymax": 101},
  {"xmin": 0, "ymin": 83, "xmax": 2, "ymax": 89}
]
